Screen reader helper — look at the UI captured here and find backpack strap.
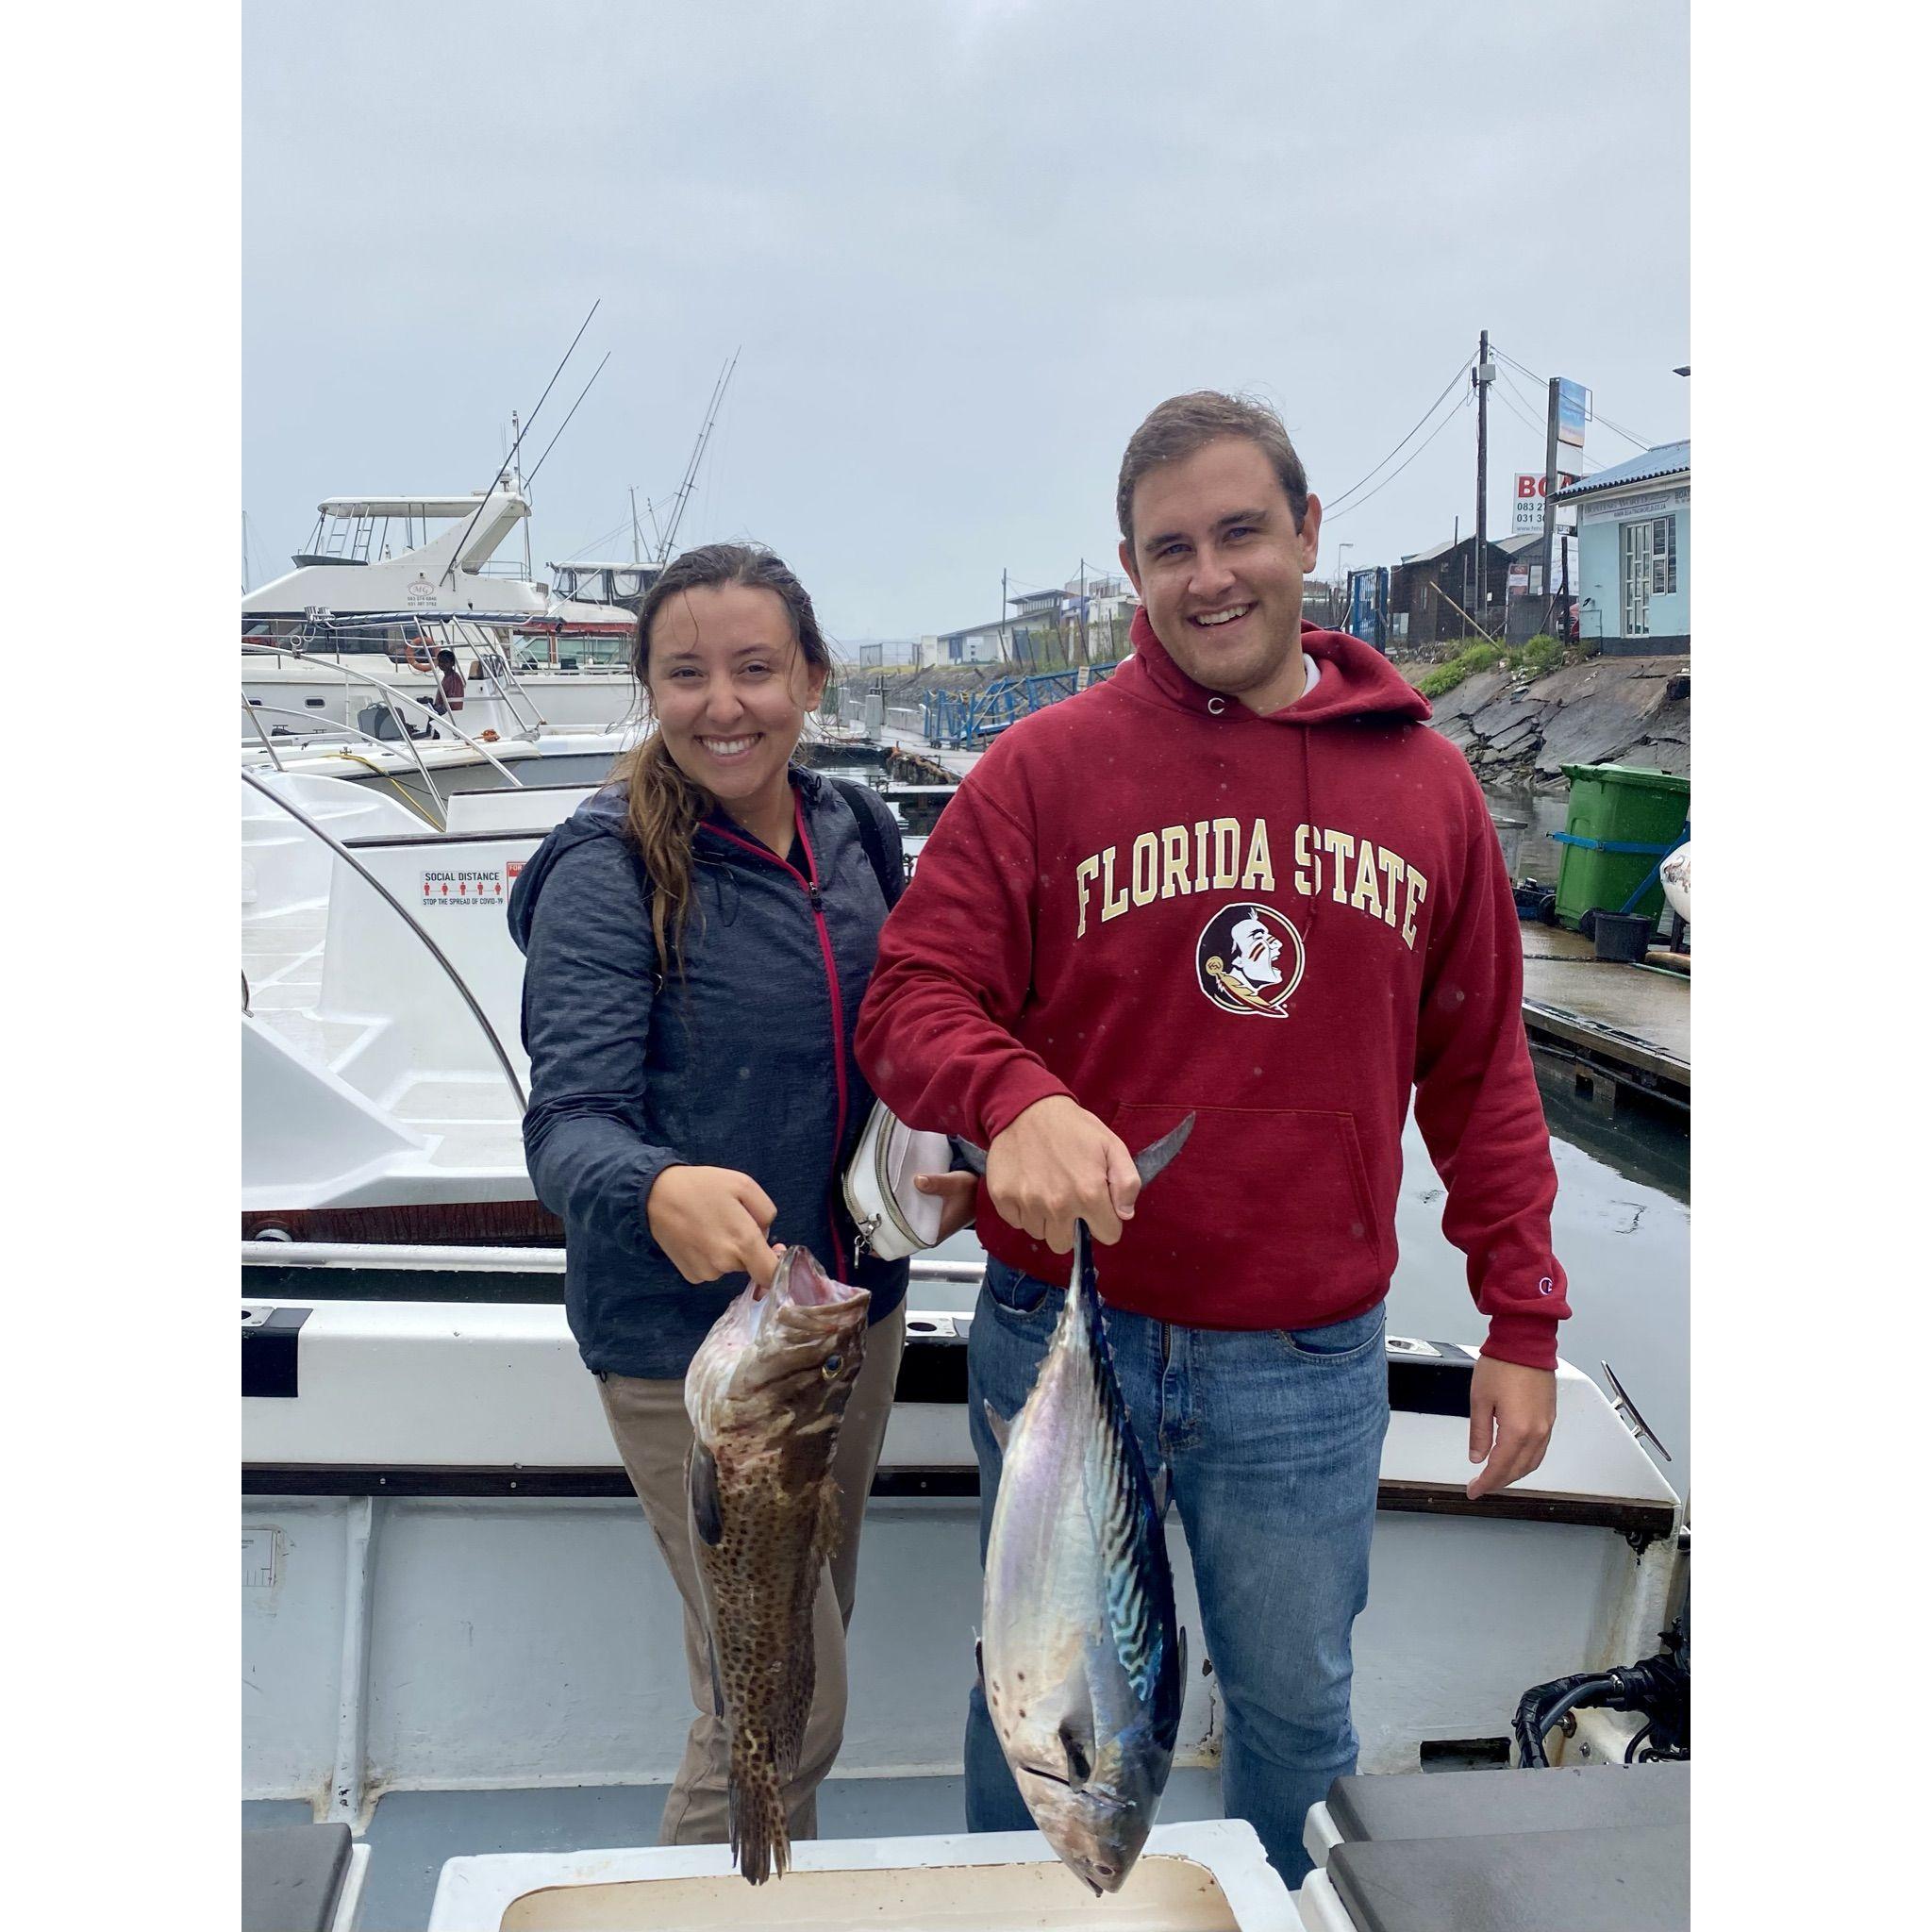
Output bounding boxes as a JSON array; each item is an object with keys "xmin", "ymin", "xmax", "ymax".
[{"xmin": 829, "ymin": 776, "xmax": 904, "ymax": 908}]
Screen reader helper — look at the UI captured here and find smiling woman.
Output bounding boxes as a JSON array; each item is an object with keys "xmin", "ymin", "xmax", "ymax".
[
  {"xmin": 620, "ymin": 546, "xmax": 833, "ymax": 961},
  {"xmin": 505, "ymin": 539, "xmax": 976, "ymax": 1864}
]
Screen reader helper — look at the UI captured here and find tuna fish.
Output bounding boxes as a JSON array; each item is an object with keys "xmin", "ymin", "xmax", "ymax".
[
  {"xmin": 962, "ymin": 1116, "xmax": 1193, "ymax": 1894},
  {"xmin": 683, "ymin": 1244, "xmax": 871, "ymax": 1884}
]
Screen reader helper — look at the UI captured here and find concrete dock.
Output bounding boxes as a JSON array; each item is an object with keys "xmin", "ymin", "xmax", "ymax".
[{"xmin": 1519, "ymin": 926, "xmax": 1689, "ymax": 1111}]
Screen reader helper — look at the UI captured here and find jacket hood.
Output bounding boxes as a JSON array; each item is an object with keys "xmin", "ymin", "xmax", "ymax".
[{"xmin": 1120, "ymin": 604, "xmax": 1431, "ymax": 726}]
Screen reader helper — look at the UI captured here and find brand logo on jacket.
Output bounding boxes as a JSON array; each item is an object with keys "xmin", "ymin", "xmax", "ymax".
[{"xmin": 1196, "ymin": 903, "xmax": 1304, "ymax": 1017}]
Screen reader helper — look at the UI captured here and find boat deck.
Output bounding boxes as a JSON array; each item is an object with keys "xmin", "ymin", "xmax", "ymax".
[{"xmin": 245, "ymin": 1770, "xmax": 1229, "ymax": 1932}]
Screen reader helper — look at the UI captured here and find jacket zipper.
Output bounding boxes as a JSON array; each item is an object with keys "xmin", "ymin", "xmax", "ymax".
[{"xmin": 705, "ymin": 802, "xmax": 853, "ymax": 1282}]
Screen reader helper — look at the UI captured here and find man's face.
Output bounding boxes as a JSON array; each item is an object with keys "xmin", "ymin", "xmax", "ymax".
[{"xmin": 1119, "ymin": 436, "xmax": 1322, "ymax": 714}]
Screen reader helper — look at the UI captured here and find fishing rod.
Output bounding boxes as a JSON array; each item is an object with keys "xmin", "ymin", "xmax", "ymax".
[
  {"xmin": 655, "ymin": 346, "xmax": 741, "ymax": 563},
  {"xmin": 524, "ymin": 352, "xmax": 611, "ymax": 490},
  {"xmin": 440, "ymin": 300, "xmax": 601, "ymax": 586}
]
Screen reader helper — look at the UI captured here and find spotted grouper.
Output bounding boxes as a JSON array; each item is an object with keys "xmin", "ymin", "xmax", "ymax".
[{"xmin": 682, "ymin": 1243, "xmax": 870, "ymax": 1884}]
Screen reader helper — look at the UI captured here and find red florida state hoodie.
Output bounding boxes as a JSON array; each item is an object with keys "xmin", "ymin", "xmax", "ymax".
[{"xmin": 855, "ymin": 608, "xmax": 1570, "ymax": 1369}]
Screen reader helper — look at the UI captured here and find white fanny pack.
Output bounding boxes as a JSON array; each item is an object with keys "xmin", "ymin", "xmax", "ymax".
[{"xmin": 842, "ymin": 1102, "xmax": 955, "ymax": 1262}]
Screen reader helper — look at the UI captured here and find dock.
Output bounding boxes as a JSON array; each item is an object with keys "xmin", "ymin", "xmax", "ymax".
[{"xmin": 1519, "ymin": 926, "xmax": 1689, "ymax": 1114}]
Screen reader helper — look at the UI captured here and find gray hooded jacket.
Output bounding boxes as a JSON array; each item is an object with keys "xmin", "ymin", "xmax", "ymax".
[{"xmin": 508, "ymin": 768, "xmax": 909, "ymax": 1379}]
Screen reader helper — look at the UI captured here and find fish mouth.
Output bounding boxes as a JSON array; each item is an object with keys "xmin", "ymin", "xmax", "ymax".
[
  {"xmin": 772, "ymin": 1245, "xmax": 869, "ymax": 1313},
  {"xmin": 1013, "ymin": 1778, "xmax": 1146, "ymax": 1894}
]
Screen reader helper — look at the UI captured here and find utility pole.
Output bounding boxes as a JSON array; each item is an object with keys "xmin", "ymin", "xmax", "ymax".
[
  {"xmin": 1002, "ymin": 567, "xmax": 1010, "ymax": 668},
  {"xmin": 1077, "ymin": 558, "xmax": 1090, "ymax": 667},
  {"xmin": 1474, "ymin": 332, "xmax": 1493, "ymax": 625},
  {"xmin": 1540, "ymin": 376, "xmax": 1561, "ymax": 637}
]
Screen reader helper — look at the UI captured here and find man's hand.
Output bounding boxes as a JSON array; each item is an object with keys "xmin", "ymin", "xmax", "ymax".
[
  {"xmin": 1466, "ymin": 1357, "xmax": 1557, "ymax": 1499},
  {"xmin": 645, "ymin": 1165, "xmax": 785, "ymax": 1292},
  {"xmin": 983, "ymin": 1094, "xmax": 1141, "ymax": 1252},
  {"xmin": 913, "ymin": 1170, "xmax": 980, "ymax": 1243}
]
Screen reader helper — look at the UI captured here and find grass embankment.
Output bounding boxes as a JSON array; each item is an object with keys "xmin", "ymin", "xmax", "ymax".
[{"xmin": 1414, "ymin": 633, "xmax": 1572, "ymax": 701}]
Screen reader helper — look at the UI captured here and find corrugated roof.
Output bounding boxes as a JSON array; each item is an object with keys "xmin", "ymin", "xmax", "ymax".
[
  {"xmin": 1552, "ymin": 441, "xmax": 1689, "ymax": 500},
  {"xmin": 1400, "ymin": 528, "xmax": 1544, "ymax": 565}
]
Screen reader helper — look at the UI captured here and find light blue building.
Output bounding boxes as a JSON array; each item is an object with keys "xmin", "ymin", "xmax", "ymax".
[{"xmin": 1553, "ymin": 441, "xmax": 1690, "ymax": 655}]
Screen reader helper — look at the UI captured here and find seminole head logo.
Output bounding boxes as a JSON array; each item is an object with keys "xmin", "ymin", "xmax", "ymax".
[{"xmin": 1196, "ymin": 903, "xmax": 1304, "ymax": 1017}]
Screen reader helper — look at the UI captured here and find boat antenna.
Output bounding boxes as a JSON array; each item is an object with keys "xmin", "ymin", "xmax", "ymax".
[
  {"xmin": 524, "ymin": 352, "xmax": 611, "ymax": 490},
  {"xmin": 440, "ymin": 300, "xmax": 600, "ymax": 586},
  {"xmin": 656, "ymin": 347, "xmax": 740, "ymax": 564},
  {"xmin": 629, "ymin": 488, "xmax": 641, "ymax": 563}
]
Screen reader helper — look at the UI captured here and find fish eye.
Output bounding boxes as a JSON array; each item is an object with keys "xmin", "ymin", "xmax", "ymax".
[{"xmin": 822, "ymin": 1354, "xmax": 842, "ymax": 1377}]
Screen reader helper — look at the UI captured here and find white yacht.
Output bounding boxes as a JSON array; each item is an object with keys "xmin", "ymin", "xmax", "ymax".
[{"xmin": 242, "ymin": 485, "xmax": 648, "ymax": 731}]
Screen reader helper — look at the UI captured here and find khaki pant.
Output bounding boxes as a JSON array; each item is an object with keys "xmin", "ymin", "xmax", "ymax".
[{"xmin": 596, "ymin": 1302, "xmax": 906, "ymax": 1847}]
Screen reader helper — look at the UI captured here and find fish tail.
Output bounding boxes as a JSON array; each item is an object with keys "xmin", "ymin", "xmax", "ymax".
[{"xmin": 728, "ymin": 1736, "xmax": 790, "ymax": 1886}]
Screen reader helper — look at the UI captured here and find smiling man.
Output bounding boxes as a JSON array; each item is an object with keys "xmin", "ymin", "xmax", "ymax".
[{"xmin": 855, "ymin": 391, "xmax": 1570, "ymax": 1884}]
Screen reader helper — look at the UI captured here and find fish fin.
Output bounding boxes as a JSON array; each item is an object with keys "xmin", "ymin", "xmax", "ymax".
[
  {"xmin": 981, "ymin": 1400, "xmax": 1010, "ymax": 1454},
  {"xmin": 814, "ymin": 1476, "xmax": 843, "ymax": 1567},
  {"xmin": 773, "ymin": 1646, "xmax": 815, "ymax": 1782},
  {"xmin": 948, "ymin": 1135, "xmax": 989, "ymax": 1177},
  {"xmin": 1150, "ymin": 1462, "xmax": 1171, "ymax": 1520},
  {"xmin": 1179, "ymin": 1623, "xmax": 1189, "ymax": 1685},
  {"xmin": 1131, "ymin": 1111, "xmax": 1195, "ymax": 1188},
  {"xmin": 974, "ymin": 1636, "xmax": 984, "ymax": 1691},
  {"xmin": 1057, "ymin": 1678, "xmax": 1096, "ymax": 1793},
  {"xmin": 728, "ymin": 1735, "xmax": 789, "ymax": 1886},
  {"xmin": 689, "ymin": 1442, "xmax": 724, "ymax": 1547}
]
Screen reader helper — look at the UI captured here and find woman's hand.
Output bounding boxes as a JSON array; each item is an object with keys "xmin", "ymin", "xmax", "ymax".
[
  {"xmin": 914, "ymin": 1171, "xmax": 980, "ymax": 1243},
  {"xmin": 646, "ymin": 1165, "xmax": 785, "ymax": 1292}
]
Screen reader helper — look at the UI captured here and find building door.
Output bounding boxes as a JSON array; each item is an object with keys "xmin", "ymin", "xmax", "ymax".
[{"xmin": 1621, "ymin": 521, "xmax": 1652, "ymax": 638}]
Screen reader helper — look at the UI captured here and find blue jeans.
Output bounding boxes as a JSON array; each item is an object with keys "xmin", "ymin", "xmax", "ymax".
[{"xmin": 964, "ymin": 1257, "xmax": 1389, "ymax": 1888}]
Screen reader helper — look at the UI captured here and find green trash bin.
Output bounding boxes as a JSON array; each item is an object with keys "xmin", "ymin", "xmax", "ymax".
[{"xmin": 1554, "ymin": 764, "xmax": 1689, "ymax": 931}]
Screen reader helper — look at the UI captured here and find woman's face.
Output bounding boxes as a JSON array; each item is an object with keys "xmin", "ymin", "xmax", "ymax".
[{"xmin": 644, "ymin": 583, "xmax": 826, "ymax": 812}]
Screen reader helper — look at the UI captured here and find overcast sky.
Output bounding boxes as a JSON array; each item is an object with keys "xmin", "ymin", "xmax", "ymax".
[{"xmin": 242, "ymin": 0, "xmax": 1688, "ymax": 645}]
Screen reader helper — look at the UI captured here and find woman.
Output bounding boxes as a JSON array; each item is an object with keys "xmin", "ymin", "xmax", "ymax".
[{"xmin": 508, "ymin": 541, "xmax": 972, "ymax": 1850}]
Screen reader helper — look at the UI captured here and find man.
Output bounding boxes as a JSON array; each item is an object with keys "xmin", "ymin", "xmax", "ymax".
[
  {"xmin": 431, "ymin": 647, "xmax": 465, "ymax": 717},
  {"xmin": 855, "ymin": 391, "xmax": 1570, "ymax": 1884}
]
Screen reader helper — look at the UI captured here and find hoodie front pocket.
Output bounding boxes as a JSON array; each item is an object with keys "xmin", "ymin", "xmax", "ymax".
[{"xmin": 1109, "ymin": 1103, "xmax": 1384, "ymax": 1315}]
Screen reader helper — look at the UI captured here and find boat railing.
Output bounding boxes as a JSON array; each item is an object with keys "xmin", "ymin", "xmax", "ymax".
[
  {"xmin": 238, "ymin": 1241, "xmax": 991, "ymax": 1294},
  {"xmin": 243, "ymin": 641, "xmax": 531, "ymax": 792},
  {"xmin": 268, "ymin": 612, "xmax": 555, "ymax": 740},
  {"xmin": 240, "ymin": 767, "xmax": 529, "ymax": 1113},
  {"xmin": 242, "ymin": 698, "xmax": 451, "ymax": 827}
]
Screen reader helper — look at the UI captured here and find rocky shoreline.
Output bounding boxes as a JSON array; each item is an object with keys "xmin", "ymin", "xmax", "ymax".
[{"xmin": 1401, "ymin": 651, "xmax": 1690, "ymax": 791}]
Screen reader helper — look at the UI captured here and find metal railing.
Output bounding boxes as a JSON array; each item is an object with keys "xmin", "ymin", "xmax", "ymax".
[
  {"xmin": 239, "ymin": 767, "xmax": 528, "ymax": 1112},
  {"xmin": 242, "ymin": 700, "xmax": 449, "ymax": 827},
  {"xmin": 243, "ymin": 642, "xmax": 530, "ymax": 791}
]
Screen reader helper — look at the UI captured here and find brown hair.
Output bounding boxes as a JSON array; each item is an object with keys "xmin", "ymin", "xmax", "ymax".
[
  {"xmin": 614, "ymin": 542, "xmax": 831, "ymax": 967},
  {"xmin": 1116, "ymin": 391, "xmax": 1310, "ymax": 556}
]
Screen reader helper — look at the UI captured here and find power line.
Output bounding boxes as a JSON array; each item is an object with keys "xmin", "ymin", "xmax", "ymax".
[
  {"xmin": 1492, "ymin": 373, "xmax": 1550, "ymax": 444},
  {"xmin": 1323, "ymin": 348, "xmax": 1476, "ymax": 514},
  {"xmin": 1324, "ymin": 391, "xmax": 1474, "ymax": 525},
  {"xmin": 1491, "ymin": 341, "xmax": 1658, "ymax": 454}
]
